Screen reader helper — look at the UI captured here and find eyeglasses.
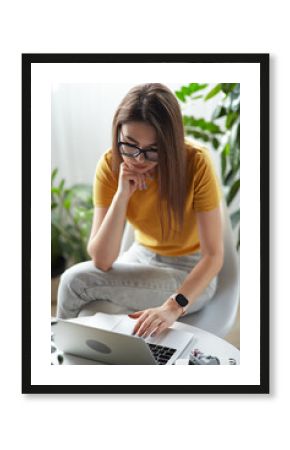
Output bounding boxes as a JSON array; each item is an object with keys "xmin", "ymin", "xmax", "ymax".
[{"xmin": 118, "ymin": 141, "xmax": 158, "ymax": 162}]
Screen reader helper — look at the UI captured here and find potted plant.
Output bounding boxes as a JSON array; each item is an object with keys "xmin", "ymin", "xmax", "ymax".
[
  {"xmin": 51, "ymin": 169, "xmax": 94, "ymax": 309},
  {"xmin": 51, "ymin": 168, "xmax": 94, "ymax": 275},
  {"xmin": 175, "ymin": 83, "xmax": 240, "ymax": 249}
]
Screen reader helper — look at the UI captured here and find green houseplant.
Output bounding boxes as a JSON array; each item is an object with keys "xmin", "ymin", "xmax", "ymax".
[
  {"xmin": 51, "ymin": 168, "xmax": 94, "ymax": 277},
  {"xmin": 175, "ymin": 83, "xmax": 240, "ymax": 249}
]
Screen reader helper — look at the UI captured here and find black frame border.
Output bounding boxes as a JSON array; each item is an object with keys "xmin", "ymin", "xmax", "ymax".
[{"xmin": 22, "ymin": 53, "xmax": 269, "ymax": 394}]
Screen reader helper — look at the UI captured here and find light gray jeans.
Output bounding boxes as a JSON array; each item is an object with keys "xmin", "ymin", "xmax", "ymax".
[{"xmin": 56, "ymin": 242, "xmax": 218, "ymax": 319}]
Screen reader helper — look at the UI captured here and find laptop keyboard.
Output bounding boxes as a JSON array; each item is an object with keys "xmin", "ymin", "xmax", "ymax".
[{"xmin": 148, "ymin": 343, "xmax": 177, "ymax": 365}]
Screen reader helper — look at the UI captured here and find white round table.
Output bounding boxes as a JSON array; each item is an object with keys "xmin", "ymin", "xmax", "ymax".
[
  {"xmin": 173, "ymin": 322, "xmax": 239, "ymax": 365},
  {"xmin": 52, "ymin": 319, "xmax": 240, "ymax": 365}
]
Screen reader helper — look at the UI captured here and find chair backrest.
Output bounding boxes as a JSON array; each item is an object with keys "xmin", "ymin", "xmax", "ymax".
[
  {"xmin": 119, "ymin": 200, "xmax": 240, "ymax": 338},
  {"xmin": 119, "ymin": 221, "xmax": 135, "ymax": 255},
  {"xmin": 179, "ymin": 199, "xmax": 240, "ymax": 337}
]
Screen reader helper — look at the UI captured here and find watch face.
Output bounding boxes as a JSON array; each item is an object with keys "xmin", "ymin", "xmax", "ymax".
[{"xmin": 176, "ymin": 293, "xmax": 188, "ymax": 307}]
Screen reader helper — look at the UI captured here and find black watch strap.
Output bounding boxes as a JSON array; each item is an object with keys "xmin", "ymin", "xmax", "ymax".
[{"xmin": 171, "ymin": 293, "xmax": 189, "ymax": 315}]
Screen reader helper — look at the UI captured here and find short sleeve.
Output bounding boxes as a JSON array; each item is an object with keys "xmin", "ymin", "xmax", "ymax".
[
  {"xmin": 192, "ymin": 148, "xmax": 222, "ymax": 212},
  {"xmin": 93, "ymin": 150, "xmax": 118, "ymax": 207}
]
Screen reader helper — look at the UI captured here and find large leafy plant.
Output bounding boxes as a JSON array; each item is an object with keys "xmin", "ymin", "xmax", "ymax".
[
  {"xmin": 175, "ymin": 83, "xmax": 240, "ymax": 249},
  {"xmin": 51, "ymin": 168, "xmax": 94, "ymax": 277}
]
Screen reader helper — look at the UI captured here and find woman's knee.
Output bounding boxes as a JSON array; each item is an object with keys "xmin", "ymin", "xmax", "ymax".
[
  {"xmin": 57, "ymin": 261, "xmax": 102, "ymax": 318},
  {"xmin": 59, "ymin": 261, "xmax": 102, "ymax": 290}
]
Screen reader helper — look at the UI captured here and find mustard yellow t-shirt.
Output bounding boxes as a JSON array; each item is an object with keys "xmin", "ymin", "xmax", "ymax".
[{"xmin": 93, "ymin": 140, "xmax": 221, "ymax": 256}]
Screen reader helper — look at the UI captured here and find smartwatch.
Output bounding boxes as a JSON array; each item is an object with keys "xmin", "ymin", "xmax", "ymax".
[{"xmin": 171, "ymin": 293, "xmax": 189, "ymax": 316}]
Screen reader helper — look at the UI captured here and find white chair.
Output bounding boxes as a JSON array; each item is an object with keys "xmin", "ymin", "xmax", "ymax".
[
  {"xmin": 178, "ymin": 200, "xmax": 240, "ymax": 338},
  {"xmin": 79, "ymin": 200, "xmax": 239, "ymax": 338}
]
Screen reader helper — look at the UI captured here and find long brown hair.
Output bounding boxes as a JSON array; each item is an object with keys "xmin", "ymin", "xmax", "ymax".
[{"xmin": 111, "ymin": 83, "xmax": 187, "ymax": 241}]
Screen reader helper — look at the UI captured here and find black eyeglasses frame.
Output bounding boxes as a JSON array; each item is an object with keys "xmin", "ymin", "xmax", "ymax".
[{"xmin": 117, "ymin": 141, "xmax": 158, "ymax": 161}]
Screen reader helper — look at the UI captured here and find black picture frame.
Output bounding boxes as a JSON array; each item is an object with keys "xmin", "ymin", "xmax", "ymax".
[{"xmin": 22, "ymin": 53, "xmax": 269, "ymax": 394}]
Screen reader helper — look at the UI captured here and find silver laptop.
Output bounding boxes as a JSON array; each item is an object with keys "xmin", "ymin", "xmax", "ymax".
[{"xmin": 54, "ymin": 313, "xmax": 195, "ymax": 365}]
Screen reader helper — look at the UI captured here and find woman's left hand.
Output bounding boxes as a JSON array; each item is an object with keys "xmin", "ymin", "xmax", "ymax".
[{"xmin": 128, "ymin": 299, "xmax": 182, "ymax": 338}]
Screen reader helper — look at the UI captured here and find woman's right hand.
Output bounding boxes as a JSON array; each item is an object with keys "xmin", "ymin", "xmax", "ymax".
[{"xmin": 116, "ymin": 162, "xmax": 151, "ymax": 200}]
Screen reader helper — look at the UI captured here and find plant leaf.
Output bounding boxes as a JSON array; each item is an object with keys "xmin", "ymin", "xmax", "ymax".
[
  {"xmin": 230, "ymin": 209, "xmax": 240, "ymax": 229},
  {"xmin": 175, "ymin": 90, "xmax": 185, "ymax": 102},
  {"xmin": 191, "ymin": 95, "xmax": 203, "ymax": 100},
  {"xmin": 221, "ymin": 150, "xmax": 227, "ymax": 179},
  {"xmin": 183, "ymin": 116, "xmax": 222, "ymax": 134},
  {"xmin": 212, "ymin": 137, "xmax": 220, "ymax": 150},
  {"xmin": 225, "ymin": 165, "xmax": 239, "ymax": 186},
  {"xmin": 185, "ymin": 129, "xmax": 210, "ymax": 142},
  {"xmin": 205, "ymin": 84, "xmax": 222, "ymax": 100},
  {"xmin": 221, "ymin": 83, "xmax": 237, "ymax": 95},
  {"xmin": 175, "ymin": 83, "xmax": 208, "ymax": 103},
  {"xmin": 221, "ymin": 144, "xmax": 230, "ymax": 179},
  {"xmin": 188, "ymin": 83, "xmax": 208, "ymax": 93},
  {"xmin": 212, "ymin": 105, "xmax": 227, "ymax": 120},
  {"xmin": 58, "ymin": 179, "xmax": 65, "ymax": 193},
  {"xmin": 63, "ymin": 198, "xmax": 71, "ymax": 210},
  {"xmin": 226, "ymin": 178, "xmax": 240, "ymax": 205},
  {"xmin": 227, "ymin": 117, "xmax": 239, "ymax": 173},
  {"xmin": 51, "ymin": 168, "xmax": 58, "ymax": 183},
  {"xmin": 226, "ymin": 111, "xmax": 239, "ymax": 129}
]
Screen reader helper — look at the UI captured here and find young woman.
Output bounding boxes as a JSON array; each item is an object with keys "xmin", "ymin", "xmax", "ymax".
[{"xmin": 57, "ymin": 83, "xmax": 224, "ymax": 339}]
